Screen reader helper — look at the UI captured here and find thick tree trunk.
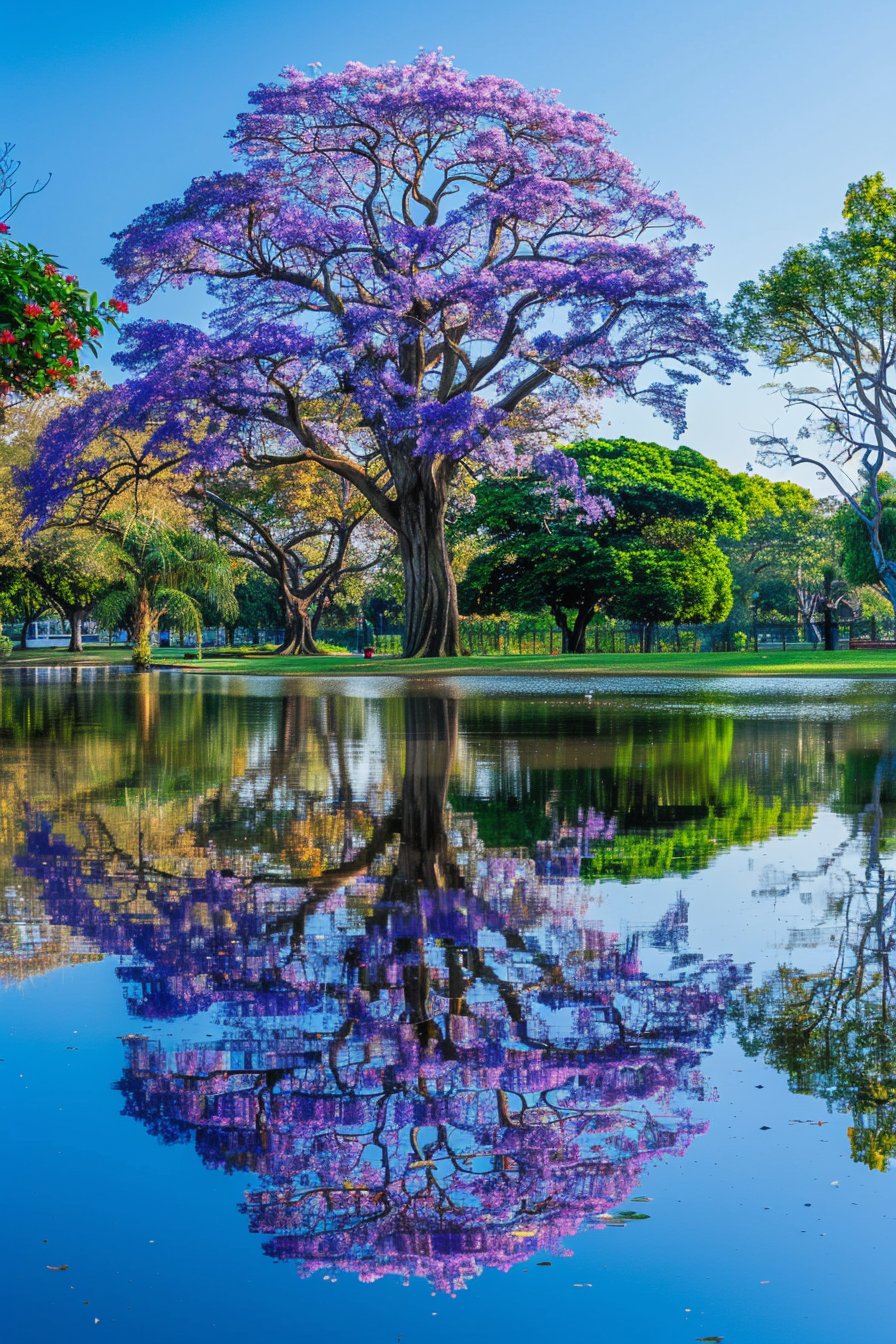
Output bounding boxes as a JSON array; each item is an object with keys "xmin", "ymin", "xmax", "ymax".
[
  {"xmin": 67, "ymin": 609, "xmax": 86, "ymax": 653},
  {"xmin": 397, "ymin": 482, "xmax": 460, "ymax": 658},
  {"xmin": 19, "ymin": 618, "xmax": 30, "ymax": 650},
  {"xmin": 823, "ymin": 604, "xmax": 835, "ymax": 651},
  {"xmin": 132, "ymin": 585, "xmax": 153, "ymax": 670},
  {"xmin": 555, "ymin": 611, "xmax": 571, "ymax": 654},
  {"xmin": 554, "ymin": 607, "xmax": 592, "ymax": 654},
  {"xmin": 868, "ymin": 526, "xmax": 896, "ymax": 620},
  {"xmin": 276, "ymin": 592, "xmax": 320, "ymax": 656},
  {"xmin": 569, "ymin": 606, "xmax": 593, "ymax": 654}
]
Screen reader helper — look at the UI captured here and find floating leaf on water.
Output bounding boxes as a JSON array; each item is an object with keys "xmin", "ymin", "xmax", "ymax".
[
  {"xmin": 510, "ymin": 1228, "xmax": 537, "ymax": 1238},
  {"xmin": 614, "ymin": 1210, "xmax": 650, "ymax": 1220},
  {"xmin": 46, "ymin": 1264, "xmax": 69, "ymax": 1272}
]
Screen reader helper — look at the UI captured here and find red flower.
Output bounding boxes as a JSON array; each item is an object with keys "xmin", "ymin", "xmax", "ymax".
[
  {"xmin": 0, "ymin": 330, "xmax": 16, "ymax": 345},
  {"xmin": 66, "ymin": 375, "xmax": 79, "ymax": 387},
  {"xmin": 49, "ymin": 300, "xmax": 65, "ymax": 318},
  {"xmin": 58, "ymin": 355, "xmax": 74, "ymax": 368},
  {"xmin": 47, "ymin": 367, "xmax": 61, "ymax": 379},
  {"xmin": 44, "ymin": 263, "xmax": 58, "ymax": 277},
  {"xmin": 23, "ymin": 303, "xmax": 44, "ymax": 319},
  {"xmin": 109, "ymin": 298, "xmax": 129, "ymax": 314},
  {"xmin": 0, "ymin": 222, "xmax": 9, "ymax": 234},
  {"xmin": 65, "ymin": 274, "xmax": 77, "ymax": 284},
  {"xmin": 89, "ymin": 325, "xmax": 101, "ymax": 337},
  {"xmin": 66, "ymin": 334, "xmax": 83, "ymax": 350}
]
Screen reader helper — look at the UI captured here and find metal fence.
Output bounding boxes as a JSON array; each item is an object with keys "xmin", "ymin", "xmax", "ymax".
[
  {"xmin": 319, "ymin": 617, "xmax": 868, "ymax": 656},
  {"xmin": 152, "ymin": 615, "xmax": 896, "ymax": 656}
]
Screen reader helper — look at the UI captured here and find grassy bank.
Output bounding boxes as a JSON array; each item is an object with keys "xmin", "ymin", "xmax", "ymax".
[{"xmin": 4, "ymin": 645, "xmax": 896, "ymax": 678}]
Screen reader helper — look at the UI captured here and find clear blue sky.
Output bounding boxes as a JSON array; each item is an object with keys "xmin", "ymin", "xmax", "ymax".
[{"xmin": 5, "ymin": 0, "xmax": 895, "ymax": 481}]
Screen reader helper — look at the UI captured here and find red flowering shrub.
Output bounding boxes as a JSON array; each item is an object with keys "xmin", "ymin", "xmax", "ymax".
[{"xmin": 0, "ymin": 231, "xmax": 119, "ymax": 410}]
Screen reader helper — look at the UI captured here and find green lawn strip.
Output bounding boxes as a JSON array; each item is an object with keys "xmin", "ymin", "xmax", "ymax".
[
  {"xmin": 5, "ymin": 646, "xmax": 896, "ymax": 678},
  {"xmin": 0, "ymin": 646, "xmax": 137, "ymax": 667}
]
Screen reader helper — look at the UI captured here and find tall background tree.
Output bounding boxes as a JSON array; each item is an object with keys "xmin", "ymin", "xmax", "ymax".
[
  {"xmin": 27, "ymin": 53, "xmax": 742, "ymax": 656},
  {"xmin": 731, "ymin": 173, "xmax": 896, "ymax": 615}
]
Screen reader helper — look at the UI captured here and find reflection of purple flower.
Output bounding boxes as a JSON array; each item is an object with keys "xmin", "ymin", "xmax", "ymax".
[
  {"xmin": 19, "ymin": 804, "xmax": 743, "ymax": 1293},
  {"xmin": 535, "ymin": 805, "xmax": 617, "ymax": 876},
  {"xmin": 650, "ymin": 894, "xmax": 690, "ymax": 953}
]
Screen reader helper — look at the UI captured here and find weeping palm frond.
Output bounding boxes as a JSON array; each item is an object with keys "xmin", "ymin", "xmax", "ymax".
[
  {"xmin": 154, "ymin": 588, "xmax": 204, "ymax": 648},
  {"xmin": 93, "ymin": 588, "xmax": 131, "ymax": 639}
]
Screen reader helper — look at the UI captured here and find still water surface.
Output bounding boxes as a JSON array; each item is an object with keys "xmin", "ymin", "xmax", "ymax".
[{"xmin": 1, "ymin": 670, "xmax": 895, "ymax": 1342}]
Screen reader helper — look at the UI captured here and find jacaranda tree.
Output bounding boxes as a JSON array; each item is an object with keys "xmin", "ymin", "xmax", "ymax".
[{"xmin": 29, "ymin": 54, "xmax": 742, "ymax": 655}]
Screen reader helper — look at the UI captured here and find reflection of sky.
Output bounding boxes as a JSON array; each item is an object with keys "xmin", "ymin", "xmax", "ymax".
[{"xmin": 601, "ymin": 809, "xmax": 856, "ymax": 981}]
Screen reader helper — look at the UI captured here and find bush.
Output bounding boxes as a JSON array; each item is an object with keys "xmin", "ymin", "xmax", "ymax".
[
  {"xmin": 0, "ymin": 634, "xmax": 12, "ymax": 660},
  {"xmin": 732, "ymin": 631, "xmax": 748, "ymax": 652}
]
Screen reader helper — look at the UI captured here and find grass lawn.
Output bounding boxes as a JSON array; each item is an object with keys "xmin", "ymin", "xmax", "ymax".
[{"xmin": 5, "ymin": 645, "xmax": 896, "ymax": 678}]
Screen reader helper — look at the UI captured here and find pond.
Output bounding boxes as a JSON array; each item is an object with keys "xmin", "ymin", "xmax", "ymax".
[{"xmin": 1, "ymin": 668, "xmax": 895, "ymax": 1342}]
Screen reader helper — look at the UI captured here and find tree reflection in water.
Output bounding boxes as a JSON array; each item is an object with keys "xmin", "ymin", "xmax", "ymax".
[
  {"xmin": 735, "ymin": 749, "xmax": 896, "ymax": 1172},
  {"xmin": 11, "ymin": 689, "xmax": 743, "ymax": 1291}
]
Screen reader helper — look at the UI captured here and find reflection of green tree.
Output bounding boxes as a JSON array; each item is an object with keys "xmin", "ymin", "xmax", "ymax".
[
  {"xmin": 453, "ymin": 708, "xmax": 837, "ymax": 881},
  {"xmin": 834, "ymin": 734, "xmax": 896, "ymax": 856},
  {"xmin": 585, "ymin": 789, "xmax": 816, "ymax": 881},
  {"xmin": 734, "ymin": 754, "xmax": 896, "ymax": 1170}
]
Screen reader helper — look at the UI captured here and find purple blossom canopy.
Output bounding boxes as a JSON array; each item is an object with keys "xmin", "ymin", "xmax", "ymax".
[{"xmin": 26, "ymin": 52, "xmax": 743, "ymax": 527}]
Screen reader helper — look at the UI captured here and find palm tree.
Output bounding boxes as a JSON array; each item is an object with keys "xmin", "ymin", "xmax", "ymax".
[{"xmin": 94, "ymin": 517, "xmax": 237, "ymax": 669}]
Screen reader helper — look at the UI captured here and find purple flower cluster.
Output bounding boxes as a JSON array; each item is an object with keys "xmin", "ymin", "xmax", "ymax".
[
  {"xmin": 25, "ymin": 52, "xmax": 744, "ymax": 527},
  {"xmin": 532, "ymin": 449, "xmax": 615, "ymax": 526}
]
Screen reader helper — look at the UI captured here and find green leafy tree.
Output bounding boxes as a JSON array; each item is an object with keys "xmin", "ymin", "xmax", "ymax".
[
  {"xmin": 731, "ymin": 173, "xmax": 896, "ymax": 616},
  {"xmin": 0, "ymin": 574, "xmax": 48, "ymax": 648},
  {"xmin": 724, "ymin": 476, "xmax": 836, "ymax": 628},
  {"xmin": 230, "ymin": 570, "xmax": 282, "ymax": 645},
  {"xmin": 837, "ymin": 475, "xmax": 896, "ymax": 591},
  {"xmin": 25, "ymin": 528, "xmax": 124, "ymax": 651},
  {"xmin": 458, "ymin": 438, "xmax": 745, "ymax": 651},
  {"xmin": 456, "ymin": 472, "xmax": 619, "ymax": 652}
]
